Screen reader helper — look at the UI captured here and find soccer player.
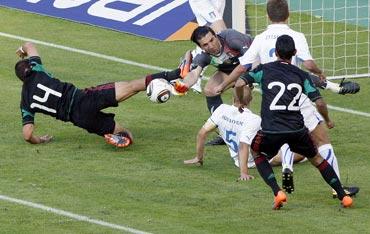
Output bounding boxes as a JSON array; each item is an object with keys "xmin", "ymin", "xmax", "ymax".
[
  {"xmin": 236, "ymin": 34, "xmax": 353, "ymax": 209},
  {"xmin": 214, "ymin": 0, "xmax": 359, "ymax": 197},
  {"xmin": 184, "ymin": 86, "xmax": 260, "ymax": 181},
  {"xmin": 15, "ymin": 42, "xmax": 170, "ymax": 147},
  {"xmin": 174, "ymin": 26, "xmax": 253, "ymax": 147},
  {"xmin": 184, "ymin": 0, "xmax": 227, "ymax": 93}
]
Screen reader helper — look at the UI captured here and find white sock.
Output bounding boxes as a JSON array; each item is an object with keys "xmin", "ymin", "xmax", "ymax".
[
  {"xmin": 281, "ymin": 143, "xmax": 294, "ymax": 172},
  {"xmin": 325, "ymin": 81, "xmax": 340, "ymax": 93},
  {"xmin": 318, "ymin": 144, "xmax": 340, "ymax": 179}
]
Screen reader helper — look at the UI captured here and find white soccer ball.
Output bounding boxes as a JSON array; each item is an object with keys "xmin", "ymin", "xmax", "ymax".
[{"xmin": 146, "ymin": 78, "xmax": 172, "ymax": 103}]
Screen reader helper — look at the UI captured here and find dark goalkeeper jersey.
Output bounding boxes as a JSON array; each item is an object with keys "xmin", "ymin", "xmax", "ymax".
[
  {"xmin": 192, "ymin": 29, "xmax": 252, "ymax": 73},
  {"xmin": 243, "ymin": 61, "xmax": 321, "ymax": 133},
  {"xmin": 20, "ymin": 56, "xmax": 78, "ymax": 125}
]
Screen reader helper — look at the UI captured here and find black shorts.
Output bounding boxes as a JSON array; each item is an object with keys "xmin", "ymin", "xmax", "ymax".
[
  {"xmin": 70, "ymin": 83, "xmax": 118, "ymax": 136},
  {"xmin": 251, "ymin": 128, "xmax": 317, "ymax": 159}
]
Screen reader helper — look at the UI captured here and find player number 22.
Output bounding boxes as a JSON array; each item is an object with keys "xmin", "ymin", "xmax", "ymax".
[{"xmin": 268, "ymin": 81, "xmax": 302, "ymax": 111}]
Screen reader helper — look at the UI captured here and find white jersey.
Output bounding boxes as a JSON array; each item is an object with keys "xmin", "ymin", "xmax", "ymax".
[
  {"xmin": 239, "ymin": 24, "xmax": 321, "ymax": 131},
  {"xmin": 189, "ymin": 0, "xmax": 225, "ymax": 26},
  {"xmin": 207, "ymin": 104, "xmax": 261, "ymax": 164},
  {"xmin": 239, "ymin": 24, "xmax": 312, "ymax": 67}
]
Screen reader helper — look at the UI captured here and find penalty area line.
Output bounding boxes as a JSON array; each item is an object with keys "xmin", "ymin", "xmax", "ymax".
[{"xmin": 0, "ymin": 194, "xmax": 152, "ymax": 234}]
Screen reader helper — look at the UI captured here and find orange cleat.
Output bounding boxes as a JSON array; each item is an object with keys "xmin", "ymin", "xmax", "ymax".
[
  {"xmin": 273, "ymin": 191, "xmax": 287, "ymax": 210},
  {"xmin": 104, "ymin": 134, "xmax": 132, "ymax": 148},
  {"xmin": 178, "ymin": 50, "xmax": 192, "ymax": 78},
  {"xmin": 341, "ymin": 196, "xmax": 353, "ymax": 208}
]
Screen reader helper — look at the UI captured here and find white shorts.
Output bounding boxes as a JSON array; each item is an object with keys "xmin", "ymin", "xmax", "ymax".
[
  {"xmin": 189, "ymin": 0, "xmax": 225, "ymax": 26},
  {"xmin": 300, "ymin": 94, "xmax": 323, "ymax": 132}
]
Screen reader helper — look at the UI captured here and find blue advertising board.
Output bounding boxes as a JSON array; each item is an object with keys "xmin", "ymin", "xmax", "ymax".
[{"xmin": 0, "ymin": 0, "xmax": 198, "ymax": 41}]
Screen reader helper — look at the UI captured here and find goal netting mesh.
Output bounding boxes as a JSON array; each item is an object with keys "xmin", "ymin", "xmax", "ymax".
[{"xmin": 246, "ymin": 0, "xmax": 370, "ymax": 80}]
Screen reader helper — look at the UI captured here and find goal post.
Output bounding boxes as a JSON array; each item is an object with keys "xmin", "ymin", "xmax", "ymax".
[{"xmin": 245, "ymin": 0, "xmax": 370, "ymax": 80}]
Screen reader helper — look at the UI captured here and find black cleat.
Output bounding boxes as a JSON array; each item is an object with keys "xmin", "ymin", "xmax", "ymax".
[
  {"xmin": 332, "ymin": 186, "xmax": 360, "ymax": 199},
  {"xmin": 282, "ymin": 168, "xmax": 294, "ymax": 194},
  {"xmin": 338, "ymin": 79, "xmax": 360, "ymax": 95},
  {"xmin": 205, "ymin": 136, "xmax": 226, "ymax": 146}
]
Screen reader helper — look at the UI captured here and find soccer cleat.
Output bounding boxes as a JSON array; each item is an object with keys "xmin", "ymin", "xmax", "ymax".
[
  {"xmin": 341, "ymin": 196, "xmax": 353, "ymax": 208},
  {"xmin": 104, "ymin": 133, "xmax": 132, "ymax": 148},
  {"xmin": 205, "ymin": 136, "xmax": 226, "ymax": 146},
  {"xmin": 332, "ymin": 186, "xmax": 360, "ymax": 199},
  {"xmin": 338, "ymin": 79, "xmax": 360, "ymax": 95},
  {"xmin": 273, "ymin": 191, "xmax": 287, "ymax": 210},
  {"xmin": 178, "ymin": 50, "xmax": 192, "ymax": 78},
  {"xmin": 282, "ymin": 168, "xmax": 294, "ymax": 194}
]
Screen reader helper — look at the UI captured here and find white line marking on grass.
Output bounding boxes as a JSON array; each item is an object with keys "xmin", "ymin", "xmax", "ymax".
[
  {"xmin": 327, "ymin": 104, "xmax": 370, "ymax": 118},
  {"xmin": 1, "ymin": 31, "xmax": 369, "ymax": 119},
  {"xmin": 0, "ymin": 194, "xmax": 152, "ymax": 234},
  {"xmin": 0, "ymin": 32, "xmax": 168, "ymax": 71}
]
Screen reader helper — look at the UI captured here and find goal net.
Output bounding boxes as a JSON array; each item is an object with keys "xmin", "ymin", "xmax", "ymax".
[{"xmin": 246, "ymin": 0, "xmax": 370, "ymax": 80}]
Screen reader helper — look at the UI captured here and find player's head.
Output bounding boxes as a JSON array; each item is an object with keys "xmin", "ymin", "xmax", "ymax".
[
  {"xmin": 275, "ymin": 35, "xmax": 296, "ymax": 60},
  {"xmin": 267, "ymin": 0, "xmax": 289, "ymax": 22},
  {"xmin": 191, "ymin": 26, "xmax": 221, "ymax": 55},
  {"xmin": 233, "ymin": 85, "xmax": 253, "ymax": 108},
  {"xmin": 15, "ymin": 59, "xmax": 33, "ymax": 82}
]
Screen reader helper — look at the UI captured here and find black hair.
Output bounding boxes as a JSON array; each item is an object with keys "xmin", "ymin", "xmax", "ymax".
[
  {"xmin": 190, "ymin": 26, "xmax": 216, "ymax": 47},
  {"xmin": 275, "ymin": 35, "xmax": 296, "ymax": 60},
  {"xmin": 15, "ymin": 59, "xmax": 33, "ymax": 81}
]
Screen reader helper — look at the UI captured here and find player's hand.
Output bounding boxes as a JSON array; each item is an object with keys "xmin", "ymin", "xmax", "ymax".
[
  {"xmin": 237, "ymin": 173, "xmax": 254, "ymax": 181},
  {"xmin": 318, "ymin": 73, "xmax": 326, "ymax": 81},
  {"xmin": 16, "ymin": 46, "xmax": 27, "ymax": 59},
  {"xmin": 184, "ymin": 157, "xmax": 203, "ymax": 166},
  {"xmin": 213, "ymin": 85, "xmax": 223, "ymax": 95},
  {"xmin": 40, "ymin": 134, "xmax": 53, "ymax": 143},
  {"xmin": 326, "ymin": 120, "xmax": 335, "ymax": 129}
]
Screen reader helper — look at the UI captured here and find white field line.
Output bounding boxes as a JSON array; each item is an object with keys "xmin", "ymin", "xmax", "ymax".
[
  {"xmin": 0, "ymin": 195, "xmax": 152, "ymax": 234},
  {"xmin": 0, "ymin": 32, "xmax": 168, "ymax": 72}
]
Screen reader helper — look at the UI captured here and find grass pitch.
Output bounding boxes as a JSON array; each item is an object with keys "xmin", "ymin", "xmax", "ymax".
[{"xmin": 0, "ymin": 6, "xmax": 369, "ymax": 234}]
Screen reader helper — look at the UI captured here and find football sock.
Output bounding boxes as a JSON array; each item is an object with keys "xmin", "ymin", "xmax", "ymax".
[
  {"xmin": 254, "ymin": 155, "xmax": 281, "ymax": 196},
  {"xmin": 145, "ymin": 69, "xmax": 181, "ymax": 87},
  {"xmin": 325, "ymin": 81, "xmax": 341, "ymax": 93},
  {"xmin": 318, "ymin": 144, "xmax": 340, "ymax": 179},
  {"xmin": 206, "ymin": 95, "xmax": 223, "ymax": 113},
  {"xmin": 316, "ymin": 159, "xmax": 346, "ymax": 200},
  {"xmin": 281, "ymin": 143, "xmax": 294, "ymax": 172}
]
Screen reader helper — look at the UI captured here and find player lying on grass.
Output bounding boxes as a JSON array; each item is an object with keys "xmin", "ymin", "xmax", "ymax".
[
  {"xmin": 183, "ymin": 86, "xmax": 309, "ymax": 181},
  {"xmin": 15, "ymin": 42, "xmax": 177, "ymax": 147},
  {"xmin": 184, "ymin": 86, "xmax": 260, "ymax": 181}
]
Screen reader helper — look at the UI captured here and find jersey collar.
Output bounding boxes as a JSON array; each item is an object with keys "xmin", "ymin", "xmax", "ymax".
[{"xmin": 267, "ymin": 24, "xmax": 290, "ymax": 30}]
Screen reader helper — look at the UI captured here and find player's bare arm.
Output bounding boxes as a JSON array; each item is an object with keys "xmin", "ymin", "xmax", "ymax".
[
  {"xmin": 16, "ymin": 42, "xmax": 39, "ymax": 58},
  {"xmin": 22, "ymin": 123, "xmax": 53, "ymax": 144},
  {"xmin": 184, "ymin": 121, "xmax": 216, "ymax": 166},
  {"xmin": 238, "ymin": 142, "xmax": 255, "ymax": 181},
  {"xmin": 303, "ymin": 60, "xmax": 325, "ymax": 80},
  {"xmin": 314, "ymin": 98, "xmax": 334, "ymax": 129},
  {"xmin": 214, "ymin": 64, "xmax": 247, "ymax": 94}
]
